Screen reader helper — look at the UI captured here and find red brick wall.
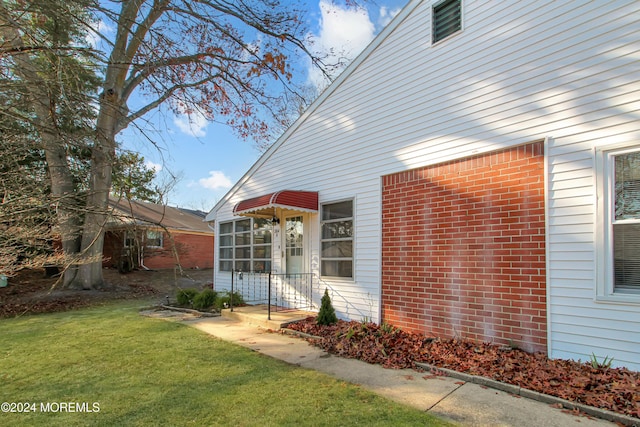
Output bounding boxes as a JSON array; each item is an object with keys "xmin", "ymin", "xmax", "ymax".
[
  {"xmin": 143, "ymin": 232, "xmax": 214, "ymax": 270},
  {"xmin": 381, "ymin": 142, "xmax": 546, "ymax": 353},
  {"xmin": 103, "ymin": 231, "xmax": 214, "ymax": 270}
]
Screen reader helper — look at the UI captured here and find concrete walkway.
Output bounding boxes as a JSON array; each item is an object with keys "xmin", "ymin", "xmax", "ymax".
[{"xmin": 181, "ymin": 314, "xmax": 623, "ymax": 427}]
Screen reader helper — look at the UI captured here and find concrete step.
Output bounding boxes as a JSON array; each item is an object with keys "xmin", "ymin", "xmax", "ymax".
[{"xmin": 221, "ymin": 304, "xmax": 314, "ymax": 330}]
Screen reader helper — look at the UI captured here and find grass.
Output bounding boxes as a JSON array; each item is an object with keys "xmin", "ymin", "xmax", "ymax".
[{"xmin": 0, "ymin": 302, "xmax": 451, "ymax": 426}]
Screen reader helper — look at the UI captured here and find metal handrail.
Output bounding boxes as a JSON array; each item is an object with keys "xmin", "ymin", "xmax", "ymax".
[{"xmin": 230, "ymin": 270, "xmax": 369, "ymax": 321}]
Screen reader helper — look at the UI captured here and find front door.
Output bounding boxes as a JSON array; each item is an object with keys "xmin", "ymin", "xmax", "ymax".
[{"xmin": 285, "ymin": 215, "xmax": 304, "ymax": 274}]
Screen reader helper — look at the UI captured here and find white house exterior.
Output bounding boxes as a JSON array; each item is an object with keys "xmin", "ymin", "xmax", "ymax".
[{"xmin": 206, "ymin": 0, "xmax": 640, "ymax": 370}]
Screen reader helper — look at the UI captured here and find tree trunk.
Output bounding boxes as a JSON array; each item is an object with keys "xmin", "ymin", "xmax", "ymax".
[{"xmin": 68, "ymin": 92, "xmax": 120, "ymax": 289}]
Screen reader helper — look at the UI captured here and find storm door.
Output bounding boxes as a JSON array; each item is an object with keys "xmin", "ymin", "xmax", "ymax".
[{"xmin": 285, "ymin": 216, "xmax": 304, "ymax": 274}]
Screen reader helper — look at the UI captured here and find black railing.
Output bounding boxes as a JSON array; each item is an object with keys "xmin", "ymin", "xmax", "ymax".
[
  {"xmin": 230, "ymin": 271, "xmax": 319, "ymax": 319},
  {"xmin": 230, "ymin": 271, "xmax": 370, "ymax": 321}
]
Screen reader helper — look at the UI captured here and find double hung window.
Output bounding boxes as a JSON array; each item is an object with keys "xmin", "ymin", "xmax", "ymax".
[
  {"xmin": 321, "ymin": 200, "xmax": 353, "ymax": 278},
  {"xmin": 598, "ymin": 145, "xmax": 640, "ymax": 299},
  {"xmin": 145, "ymin": 230, "xmax": 163, "ymax": 248}
]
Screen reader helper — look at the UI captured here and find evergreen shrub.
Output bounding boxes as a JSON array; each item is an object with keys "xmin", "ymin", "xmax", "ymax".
[{"xmin": 317, "ymin": 288, "xmax": 337, "ymax": 325}]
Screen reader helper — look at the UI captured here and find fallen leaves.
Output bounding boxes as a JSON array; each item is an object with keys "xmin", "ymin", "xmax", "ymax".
[{"xmin": 287, "ymin": 317, "xmax": 640, "ymax": 419}]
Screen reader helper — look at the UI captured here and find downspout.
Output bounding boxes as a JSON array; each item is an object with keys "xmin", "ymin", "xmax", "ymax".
[
  {"xmin": 139, "ymin": 243, "xmax": 150, "ymax": 270},
  {"xmin": 207, "ymin": 221, "xmax": 216, "ymax": 290},
  {"xmin": 138, "ymin": 225, "xmax": 150, "ymax": 270}
]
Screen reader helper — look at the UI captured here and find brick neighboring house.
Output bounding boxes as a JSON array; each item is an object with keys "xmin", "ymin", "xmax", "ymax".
[
  {"xmin": 104, "ymin": 197, "xmax": 214, "ymax": 271},
  {"xmin": 205, "ymin": 0, "xmax": 640, "ymax": 369}
]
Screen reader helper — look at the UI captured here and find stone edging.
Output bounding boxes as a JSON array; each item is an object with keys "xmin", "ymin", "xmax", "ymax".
[
  {"xmin": 157, "ymin": 304, "xmax": 220, "ymax": 317},
  {"xmin": 281, "ymin": 328, "xmax": 322, "ymax": 340},
  {"xmin": 416, "ymin": 362, "xmax": 639, "ymax": 427}
]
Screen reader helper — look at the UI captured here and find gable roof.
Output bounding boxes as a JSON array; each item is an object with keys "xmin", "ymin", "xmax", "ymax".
[
  {"xmin": 108, "ymin": 197, "xmax": 213, "ymax": 235},
  {"xmin": 204, "ymin": 0, "xmax": 422, "ymax": 222}
]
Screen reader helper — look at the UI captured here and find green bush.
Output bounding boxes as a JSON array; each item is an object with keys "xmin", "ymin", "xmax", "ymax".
[
  {"xmin": 176, "ymin": 288, "xmax": 198, "ymax": 306},
  {"xmin": 214, "ymin": 291, "xmax": 245, "ymax": 310},
  {"xmin": 317, "ymin": 289, "xmax": 337, "ymax": 326},
  {"xmin": 193, "ymin": 289, "xmax": 217, "ymax": 310},
  {"xmin": 230, "ymin": 291, "xmax": 245, "ymax": 306}
]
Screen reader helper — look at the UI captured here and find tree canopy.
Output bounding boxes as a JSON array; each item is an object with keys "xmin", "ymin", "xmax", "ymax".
[{"xmin": 0, "ymin": 0, "xmax": 345, "ymax": 288}]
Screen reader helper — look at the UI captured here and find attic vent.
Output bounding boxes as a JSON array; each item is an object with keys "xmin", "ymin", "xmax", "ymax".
[{"xmin": 433, "ymin": 0, "xmax": 462, "ymax": 43}]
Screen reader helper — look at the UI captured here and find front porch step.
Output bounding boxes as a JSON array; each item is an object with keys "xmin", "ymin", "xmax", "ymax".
[{"xmin": 221, "ymin": 304, "xmax": 315, "ymax": 330}]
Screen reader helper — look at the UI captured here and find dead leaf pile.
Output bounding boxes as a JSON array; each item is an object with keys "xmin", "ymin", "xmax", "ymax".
[{"xmin": 287, "ymin": 317, "xmax": 640, "ymax": 419}]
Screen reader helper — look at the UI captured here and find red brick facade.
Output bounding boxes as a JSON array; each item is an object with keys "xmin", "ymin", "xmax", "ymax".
[
  {"xmin": 142, "ymin": 232, "xmax": 214, "ymax": 270},
  {"xmin": 381, "ymin": 142, "xmax": 546, "ymax": 353},
  {"xmin": 103, "ymin": 230, "xmax": 214, "ymax": 270}
]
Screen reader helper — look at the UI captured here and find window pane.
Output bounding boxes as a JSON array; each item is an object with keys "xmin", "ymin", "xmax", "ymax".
[
  {"xmin": 219, "ymin": 235, "xmax": 233, "ymax": 247},
  {"xmin": 322, "ymin": 201, "xmax": 352, "ymax": 220},
  {"xmin": 236, "ymin": 260, "xmax": 250, "ymax": 272},
  {"xmin": 220, "ymin": 222, "xmax": 233, "ymax": 234},
  {"xmin": 219, "ymin": 260, "xmax": 232, "ymax": 272},
  {"xmin": 253, "ymin": 261, "xmax": 271, "ymax": 273},
  {"xmin": 146, "ymin": 230, "xmax": 162, "ymax": 247},
  {"xmin": 235, "ymin": 219, "xmax": 251, "ymax": 232},
  {"xmin": 254, "ymin": 218, "xmax": 270, "ymax": 230},
  {"xmin": 615, "ymin": 152, "xmax": 640, "ymax": 220},
  {"xmin": 321, "ymin": 260, "xmax": 352, "ymax": 278},
  {"xmin": 235, "ymin": 247, "xmax": 251, "ymax": 259},
  {"xmin": 614, "ymin": 223, "xmax": 640, "ymax": 292},
  {"xmin": 254, "ymin": 229, "xmax": 272, "ymax": 244},
  {"xmin": 322, "ymin": 220, "xmax": 353, "ymax": 239},
  {"xmin": 322, "ymin": 241, "xmax": 353, "ymax": 258},
  {"xmin": 235, "ymin": 233, "xmax": 251, "ymax": 245},
  {"xmin": 253, "ymin": 245, "xmax": 271, "ymax": 259},
  {"xmin": 219, "ymin": 248, "xmax": 233, "ymax": 259}
]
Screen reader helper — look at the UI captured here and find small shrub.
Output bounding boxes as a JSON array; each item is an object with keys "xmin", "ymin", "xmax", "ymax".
[
  {"xmin": 193, "ymin": 289, "xmax": 217, "ymax": 310},
  {"xmin": 214, "ymin": 291, "xmax": 245, "ymax": 310},
  {"xmin": 176, "ymin": 288, "xmax": 198, "ymax": 306},
  {"xmin": 589, "ymin": 352, "xmax": 614, "ymax": 369},
  {"xmin": 380, "ymin": 322, "xmax": 397, "ymax": 335},
  {"xmin": 230, "ymin": 291, "xmax": 245, "ymax": 306},
  {"xmin": 317, "ymin": 288, "xmax": 337, "ymax": 326}
]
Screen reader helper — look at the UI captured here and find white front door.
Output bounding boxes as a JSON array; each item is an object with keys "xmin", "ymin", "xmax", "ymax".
[{"xmin": 285, "ymin": 215, "xmax": 304, "ymax": 274}]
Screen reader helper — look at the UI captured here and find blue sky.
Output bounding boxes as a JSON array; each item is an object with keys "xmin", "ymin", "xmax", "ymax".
[{"xmin": 119, "ymin": 0, "xmax": 409, "ymax": 211}]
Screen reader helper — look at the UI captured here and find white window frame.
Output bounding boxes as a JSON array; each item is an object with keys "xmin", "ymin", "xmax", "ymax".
[
  {"xmin": 145, "ymin": 230, "xmax": 163, "ymax": 248},
  {"xmin": 595, "ymin": 143, "xmax": 640, "ymax": 304},
  {"xmin": 218, "ymin": 218, "xmax": 272, "ymax": 273},
  {"xmin": 320, "ymin": 199, "xmax": 354, "ymax": 279}
]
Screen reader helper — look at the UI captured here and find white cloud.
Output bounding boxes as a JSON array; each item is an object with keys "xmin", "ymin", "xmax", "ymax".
[
  {"xmin": 86, "ymin": 19, "xmax": 113, "ymax": 48},
  {"xmin": 173, "ymin": 110, "xmax": 209, "ymax": 137},
  {"xmin": 198, "ymin": 171, "xmax": 233, "ymax": 190},
  {"xmin": 307, "ymin": 0, "xmax": 376, "ymax": 89},
  {"xmin": 378, "ymin": 6, "xmax": 402, "ymax": 27},
  {"xmin": 145, "ymin": 160, "xmax": 162, "ymax": 172}
]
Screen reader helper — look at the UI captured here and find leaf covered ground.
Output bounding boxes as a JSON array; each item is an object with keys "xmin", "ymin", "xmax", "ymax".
[
  {"xmin": 287, "ymin": 317, "xmax": 640, "ymax": 419},
  {"xmin": 0, "ymin": 268, "xmax": 213, "ymax": 318}
]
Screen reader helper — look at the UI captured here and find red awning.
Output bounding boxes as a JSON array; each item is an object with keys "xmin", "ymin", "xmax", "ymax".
[{"xmin": 233, "ymin": 190, "xmax": 318, "ymax": 217}]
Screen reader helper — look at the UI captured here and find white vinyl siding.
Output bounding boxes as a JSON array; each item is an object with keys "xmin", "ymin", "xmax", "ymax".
[{"xmin": 208, "ymin": 0, "xmax": 640, "ymax": 369}]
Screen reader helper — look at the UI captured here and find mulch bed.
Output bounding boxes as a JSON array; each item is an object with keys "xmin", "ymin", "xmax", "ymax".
[{"xmin": 287, "ymin": 317, "xmax": 640, "ymax": 419}]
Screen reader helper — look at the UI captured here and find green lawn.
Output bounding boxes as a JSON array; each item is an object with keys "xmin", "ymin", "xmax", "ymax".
[{"xmin": 0, "ymin": 302, "xmax": 451, "ymax": 426}]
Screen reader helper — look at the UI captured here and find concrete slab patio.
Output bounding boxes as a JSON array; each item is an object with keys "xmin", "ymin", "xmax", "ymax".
[{"xmin": 182, "ymin": 313, "xmax": 625, "ymax": 427}]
